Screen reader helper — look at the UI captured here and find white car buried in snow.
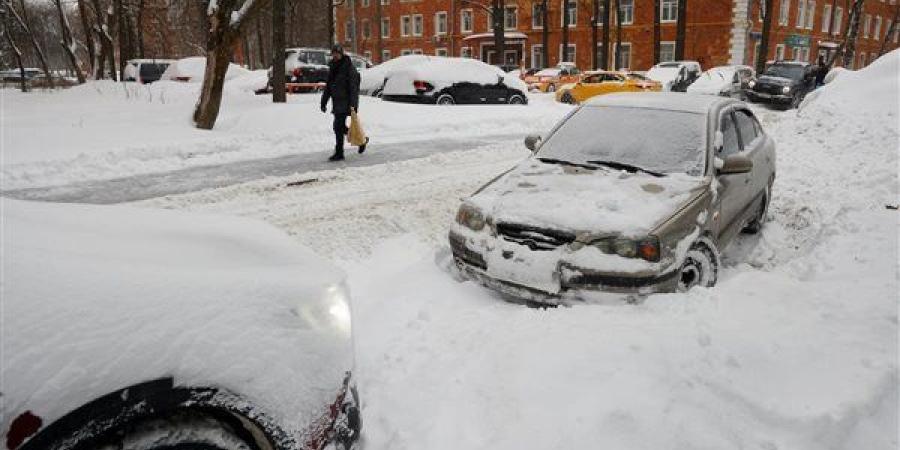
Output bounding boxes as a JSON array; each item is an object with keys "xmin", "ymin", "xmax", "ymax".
[
  {"xmin": 449, "ymin": 93, "xmax": 776, "ymax": 304},
  {"xmin": 381, "ymin": 57, "xmax": 529, "ymax": 105},
  {"xmin": 686, "ymin": 65, "xmax": 756, "ymax": 99},
  {"xmin": 1, "ymin": 201, "xmax": 360, "ymax": 450}
]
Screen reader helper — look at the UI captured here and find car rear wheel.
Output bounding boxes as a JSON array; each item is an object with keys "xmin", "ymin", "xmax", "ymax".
[
  {"xmin": 743, "ymin": 186, "xmax": 770, "ymax": 234},
  {"xmin": 436, "ymin": 93, "xmax": 456, "ymax": 105},
  {"xmin": 677, "ymin": 241, "xmax": 719, "ymax": 292},
  {"xmin": 508, "ymin": 94, "xmax": 526, "ymax": 105},
  {"xmin": 94, "ymin": 410, "xmax": 255, "ymax": 450},
  {"xmin": 560, "ymin": 91, "xmax": 576, "ymax": 104}
]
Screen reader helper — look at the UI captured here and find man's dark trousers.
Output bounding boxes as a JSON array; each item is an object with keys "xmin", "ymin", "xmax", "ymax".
[{"xmin": 333, "ymin": 113, "xmax": 349, "ymax": 155}]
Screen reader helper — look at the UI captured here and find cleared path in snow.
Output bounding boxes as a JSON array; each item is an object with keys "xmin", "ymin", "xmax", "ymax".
[{"xmin": 1, "ymin": 133, "xmax": 520, "ymax": 204}]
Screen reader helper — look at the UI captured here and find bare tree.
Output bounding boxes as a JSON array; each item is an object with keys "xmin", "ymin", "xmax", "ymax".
[
  {"xmin": 88, "ymin": 0, "xmax": 117, "ymax": 79},
  {"xmin": 4, "ymin": 0, "xmax": 54, "ymax": 87},
  {"xmin": 600, "ymin": 0, "xmax": 609, "ymax": 69},
  {"xmin": 613, "ymin": 0, "xmax": 621, "ymax": 68},
  {"xmin": 1, "ymin": 11, "xmax": 28, "ymax": 91},
  {"xmin": 879, "ymin": 5, "xmax": 899, "ymax": 56},
  {"xmin": 675, "ymin": 0, "xmax": 687, "ymax": 60},
  {"xmin": 561, "ymin": 0, "xmax": 569, "ymax": 64},
  {"xmin": 53, "ymin": 0, "xmax": 86, "ymax": 83},
  {"xmin": 756, "ymin": 0, "xmax": 774, "ymax": 73},
  {"xmin": 653, "ymin": 0, "xmax": 660, "ymax": 64},
  {"xmin": 841, "ymin": 0, "xmax": 865, "ymax": 67},
  {"xmin": 77, "ymin": 0, "xmax": 97, "ymax": 75},
  {"xmin": 193, "ymin": 0, "xmax": 272, "ymax": 130},
  {"xmin": 272, "ymin": 0, "xmax": 285, "ymax": 102},
  {"xmin": 591, "ymin": 0, "xmax": 599, "ymax": 69}
]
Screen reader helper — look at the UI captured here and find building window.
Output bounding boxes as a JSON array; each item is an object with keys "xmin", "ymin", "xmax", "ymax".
[
  {"xmin": 380, "ymin": 0, "xmax": 388, "ymax": 4},
  {"xmin": 895, "ymin": 23, "xmax": 899, "ymax": 43},
  {"xmin": 381, "ymin": 17, "xmax": 390, "ymax": 38},
  {"xmin": 401, "ymin": 49, "xmax": 412, "ymax": 56},
  {"xmin": 532, "ymin": 3, "xmax": 544, "ymax": 28},
  {"xmin": 362, "ymin": 0, "xmax": 369, "ymax": 6},
  {"xmin": 435, "ymin": 12, "xmax": 448, "ymax": 35},
  {"xmin": 461, "ymin": 47, "xmax": 473, "ymax": 58},
  {"xmin": 863, "ymin": 14, "xmax": 871, "ymax": 38},
  {"xmin": 874, "ymin": 16, "xmax": 882, "ymax": 40},
  {"xmin": 779, "ymin": 0, "xmax": 790, "ymax": 26},
  {"xmin": 796, "ymin": 0, "xmax": 805, "ymax": 28},
  {"xmin": 594, "ymin": 3, "xmax": 606, "ymax": 25},
  {"xmin": 833, "ymin": 7, "xmax": 842, "ymax": 35},
  {"xmin": 413, "ymin": 14, "xmax": 423, "ymax": 36},
  {"xmin": 412, "ymin": 49, "xmax": 423, "ymax": 55},
  {"xmin": 436, "ymin": 47, "xmax": 448, "ymax": 57},
  {"xmin": 401, "ymin": 16, "xmax": 411, "ymax": 36},
  {"xmin": 344, "ymin": 21, "xmax": 354, "ymax": 42},
  {"xmin": 615, "ymin": 42, "xmax": 631, "ymax": 69},
  {"xmin": 505, "ymin": 6, "xmax": 518, "ymax": 29},
  {"xmin": 618, "ymin": 0, "xmax": 634, "ymax": 25},
  {"xmin": 560, "ymin": 0, "xmax": 576, "ymax": 26},
  {"xmin": 775, "ymin": 43, "xmax": 785, "ymax": 60},
  {"xmin": 461, "ymin": 9, "xmax": 473, "ymax": 33},
  {"xmin": 822, "ymin": 4, "xmax": 831, "ymax": 33},
  {"xmin": 531, "ymin": 44, "xmax": 544, "ymax": 68},
  {"xmin": 382, "ymin": 49, "xmax": 391, "ymax": 61},
  {"xmin": 858, "ymin": 51, "xmax": 866, "ymax": 67},
  {"xmin": 661, "ymin": 0, "xmax": 677, "ymax": 22},
  {"xmin": 362, "ymin": 19, "xmax": 370, "ymax": 39},
  {"xmin": 805, "ymin": 0, "xmax": 814, "ymax": 29},
  {"xmin": 660, "ymin": 41, "xmax": 676, "ymax": 62},
  {"xmin": 559, "ymin": 43, "xmax": 576, "ymax": 62},
  {"xmin": 364, "ymin": 51, "xmax": 372, "ymax": 59}
]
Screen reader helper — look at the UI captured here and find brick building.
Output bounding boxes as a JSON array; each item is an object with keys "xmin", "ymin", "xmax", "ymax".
[{"xmin": 336, "ymin": 0, "xmax": 899, "ymax": 70}]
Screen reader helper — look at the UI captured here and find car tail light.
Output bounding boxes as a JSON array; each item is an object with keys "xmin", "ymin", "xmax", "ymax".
[
  {"xmin": 413, "ymin": 80, "xmax": 433, "ymax": 92},
  {"xmin": 293, "ymin": 67, "xmax": 302, "ymax": 77}
]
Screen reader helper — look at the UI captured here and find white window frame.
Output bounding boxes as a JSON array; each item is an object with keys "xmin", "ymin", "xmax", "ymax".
[
  {"xmin": 412, "ymin": 49, "xmax": 423, "ymax": 55},
  {"xmin": 661, "ymin": 0, "xmax": 678, "ymax": 23},
  {"xmin": 381, "ymin": 17, "xmax": 390, "ymax": 38},
  {"xmin": 874, "ymin": 16, "xmax": 882, "ymax": 40},
  {"xmin": 806, "ymin": 0, "xmax": 814, "ymax": 29},
  {"xmin": 558, "ymin": 43, "xmax": 576, "ymax": 63},
  {"xmin": 531, "ymin": 44, "xmax": 544, "ymax": 68},
  {"xmin": 461, "ymin": 46, "xmax": 473, "ymax": 58},
  {"xmin": 364, "ymin": 50, "xmax": 372, "ymax": 59},
  {"xmin": 435, "ymin": 11, "xmax": 448, "ymax": 35},
  {"xmin": 775, "ymin": 43, "xmax": 786, "ymax": 60},
  {"xmin": 779, "ymin": 0, "xmax": 791, "ymax": 26},
  {"xmin": 532, "ymin": 3, "xmax": 544, "ymax": 29},
  {"xmin": 833, "ymin": 6, "xmax": 843, "ymax": 35},
  {"xmin": 659, "ymin": 41, "xmax": 676, "ymax": 62},
  {"xmin": 362, "ymin": 0, "xmax": 369, "ymax": 7},
  {"xmin": 822, "ymin": 4, "xmax": 831, "ymax": 32},
  {"xmin": 560, "ymin": 0, "xmax": 577, "ymax": 27},
  {"xmin": 401, "ymin": 49, "xmax": 411, "ymax": 56},
  {"xmin": 505, "ymin": 5, "xmax": 518, "ymax": 30},
  {"xmin": 613, "ymin": 42, "xmax": 631, "ymax": 69},
  {"xmin": 618, "ymin": 0, "xmax": 634, "ymax": 25},
  {"xmin": 401, "ymin": 15, "xmax": 411, "ymax": 37},
  {"xmin": 381, "ymin": 49, "xmax": 391, "ymax": 61},
  {"xmin": 461, "ymin": 9, "xmax": 474, "ymax": 33},
  {"xmin": 864, "ymin": 14, "xmax": 871, "ymax": 38},
  {"xmin": 796, "ymin": 0, "xmax": 805, "ymax": 28},
  {"xmin": 412, "ymin": 14, "xmax": 423, "ymax": 37},
  {"xmin": 362, "ymin": 19, "xmax": 370, "ymax": 39},
  {"xmin": 344, "ymin": 20, "xmax": 354, "ymax": 42}
]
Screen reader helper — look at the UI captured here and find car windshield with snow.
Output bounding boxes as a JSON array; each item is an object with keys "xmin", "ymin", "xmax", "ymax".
[{"xmin": 449, "ymin": 93, "xmax": 776, "ymax": 303}]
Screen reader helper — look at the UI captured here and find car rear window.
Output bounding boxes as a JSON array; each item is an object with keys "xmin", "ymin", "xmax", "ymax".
[{"xmin": 139, "ymin": 63, "xmax": 169, "ymax": 81}]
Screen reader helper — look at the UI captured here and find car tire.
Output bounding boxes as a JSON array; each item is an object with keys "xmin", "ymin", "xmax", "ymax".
[
  {"xmin": 436, "ymin": 93, "xmax": 456, "ymax": 105},
  {"xmin": 560, "ymin": 91, "xmax": 576, "ymax": 104},
  {"xmin": 677, "ymin": 240, "xmax": 719, "ymax": 292},
  {"xmin": 95, "ymin": 410, "xmax": 255, "ymax": 450},
  {"xmin": 742, "ymin": 185, "xmax": 771, "ymax": 234},
  {"xmin": 508, "ymin": 94, "xmax": 526, "ymax": 105}
]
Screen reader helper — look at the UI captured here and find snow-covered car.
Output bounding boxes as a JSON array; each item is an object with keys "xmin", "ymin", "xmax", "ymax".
[
  {"xmin": 359, "ymin": 54, "xmax": 432, "ymax": 96},
  {"xmin": 647, "ymin": 60, "xmax": 702, "ymax": 92},
  {"xmin": 449, "ymin": 93, "xmax": 776, "ymax": 303},
  {"xmin": 159, "ymin": 56, "xmax": 250, "ymax": 83},
  {"xmin": 381, "ymin": 57, "xmax": 528, "ymax": 105},
  {"xmin": 746, "ymin": 61, "xmax": 817, "ymax": 109},
  {"xmin": 523, "ymin": 64, "xmax": 582, "ymax": 92},
  {"xmin": 686, "ymin": 65, "xmax": 756, "ymax": 99},
  {"xmin": 2, "ymin": 200, "xmax": 361, "ymax": 450},
  {"xmin": 123, "ymin": 59, "xmax": 175, "ymax": 84},
  {"xmin": 266, "ymin": 47, "xmax": 330, "ymax": 93}
]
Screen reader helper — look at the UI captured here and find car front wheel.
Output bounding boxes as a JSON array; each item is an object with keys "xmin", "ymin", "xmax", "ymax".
[
  {"xmin": 436, "ymin": 93, "xmax": 456, "ymax": 105},
  {"xmin": 95, "ymin": 410, "xmax": 255, "ymax": 450},
  {"xmin": 560, "ymin": 91, "xmax": 576, "ymax": 104},
  {"xmin": 677, "ymin": 241, "xmax": 719, "ymax": 292},
  {"xmin": 508, "ymin": 94, "xmax": 526, "ymax": 105}
]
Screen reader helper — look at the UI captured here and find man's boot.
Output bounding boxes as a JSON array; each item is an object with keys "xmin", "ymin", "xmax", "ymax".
[{"xmin": 328, "ymin": 148, "xmax": 345, "ymax": 161}]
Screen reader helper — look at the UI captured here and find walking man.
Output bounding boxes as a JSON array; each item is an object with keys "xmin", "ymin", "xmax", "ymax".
[{"xmin": 321, "ymin": 45, "xmax": 365, "ymax": 162}]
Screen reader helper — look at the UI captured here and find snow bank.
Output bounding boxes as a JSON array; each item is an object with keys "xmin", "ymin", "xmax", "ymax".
[
  {"xmin": 159, "ymin": 56, "xmax": 251, "ymax": 82},
  {"xmin": 801, "ymin": 49, "xmax": 899, "ymax": 116},
  {"xmin": 383, "ymin": 57, "xmax": 528, "ymax": 96}
]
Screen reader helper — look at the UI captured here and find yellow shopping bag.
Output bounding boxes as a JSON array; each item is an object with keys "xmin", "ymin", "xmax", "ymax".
[{"xmin": 347, "ymin": 109, "xmax": 368, "ymax": 147}]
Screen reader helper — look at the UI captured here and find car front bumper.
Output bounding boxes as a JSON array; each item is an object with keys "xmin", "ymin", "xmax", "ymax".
[
  {"xmin": 449, "ymin": 231, "xmax": 680, "ymax": 303},
  {"xmin": 746, "ymin": 90, "xmax": 793, "ymax": 103},
  {"xmin": 381, "ymin": 93, "xmax": 435, "ymax": 104}
]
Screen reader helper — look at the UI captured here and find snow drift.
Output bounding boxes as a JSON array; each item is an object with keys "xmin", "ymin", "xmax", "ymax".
[{"xmin": 159, "ymin": 56, "xmax": 251, "ymax": 82}]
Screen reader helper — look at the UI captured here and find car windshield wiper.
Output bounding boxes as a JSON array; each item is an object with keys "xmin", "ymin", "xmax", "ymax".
[
  {"xmin": 586, "ymin": 160, "xmax": 665, "ymax": 177},
  {"xmin": 537, "ymin": 158, "xmax": 598, "ymax": 170}
]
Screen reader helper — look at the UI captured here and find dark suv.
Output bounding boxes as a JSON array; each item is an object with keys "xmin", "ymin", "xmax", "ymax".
[{"xmin": 746, "ymin": 61, "xmax": 817, "ymax": 109}]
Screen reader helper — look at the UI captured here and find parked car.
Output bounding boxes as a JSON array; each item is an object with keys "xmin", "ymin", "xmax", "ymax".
[
  {"xmin": 687, "ymin": 65, "xmax": 756, "ymax": 99},
  {"xmin": 746, "ymin": 61, "xmax": 817, "ymax": 109},
  {"xmin": 265, "ymin": 47, "xmax": 331, "ymax": 93},
  {"xmin": 359, "ymin": 54, "xmax": 433, "ymax": 96},
  {"xmin": 2, "ymin": 200, "xmax": 361, "ymax": 450},
  {"xmin": 123, "ymin": 59, "xmax": 174, "ymax": 84},
  {"xmin": 449, "ymin": 93, "xmax": 775, "ymax": 304},
  {"xmin": 159, "ymin": 56, "xmax": 249, "ymax": 82},
  {"xmin": 647, "ymin": 61, "xmax": 702, "ymax": 92},
  {"xmin": 0, "ymin": 68, "xmax": 45, "ymax": 82},
  {"xmin": 555, "ymin": 70, "xmax": 662, "ymax": 104},
  {"xmin": 381, "ymin": 57, "xmax": 528, "ymax": 105},
  {"xmin": 524, "ymin": 63, "xmax": 582, "ymax": 92},
  {"xmin": 348, "ymin": 52, "xmax": 373, "ymax": 71}
]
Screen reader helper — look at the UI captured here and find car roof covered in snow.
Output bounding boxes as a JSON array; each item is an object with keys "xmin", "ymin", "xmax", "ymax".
[
  {"xmin": 584, "ymin": 92, "xmax": 732, "ymax": 114},
  {"xmin": 2, "ymin": 200, "xmax": 352, "ymax": 437}
]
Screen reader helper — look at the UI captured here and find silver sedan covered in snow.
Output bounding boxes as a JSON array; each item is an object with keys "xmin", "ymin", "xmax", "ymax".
[
  {"xmin": 450, "ymin": 93, "xmax": 776, "ymax": 303},
  {"xmin": 1, "ymin": 200, "xmax": 360, "ymax": 450}
]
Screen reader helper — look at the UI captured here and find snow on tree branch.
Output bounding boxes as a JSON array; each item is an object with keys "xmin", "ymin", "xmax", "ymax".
[{"xmin": 230, "ymin": 0, "xmax": 256, "ymax": 27}]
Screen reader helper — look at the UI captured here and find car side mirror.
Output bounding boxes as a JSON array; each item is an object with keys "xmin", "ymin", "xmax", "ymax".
[
  {"xmin": 524, "ymin": 134, "xmax": 542, "ymax": 152},
  {"xmin": 718, "ymin": 154, "xmax": 753, "ymax": 175}
]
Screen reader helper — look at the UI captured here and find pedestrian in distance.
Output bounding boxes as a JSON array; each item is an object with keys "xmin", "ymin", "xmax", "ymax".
[
  {"xmin": 815, "ymin": 55, "xmax": 830, "ymax": 88},
  {"xmin": 321, "ymin": 44, "xmax": 367, "ymax": 161}
]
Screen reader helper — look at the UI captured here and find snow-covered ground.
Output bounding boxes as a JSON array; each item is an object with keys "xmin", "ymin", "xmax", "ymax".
[{"xmin": 3, "ymin": 51, "xmax": 898, "ymax": 450}]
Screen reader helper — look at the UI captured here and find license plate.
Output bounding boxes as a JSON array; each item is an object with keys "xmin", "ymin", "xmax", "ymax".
[{"xmin": 486, "ymin": 243, "xmax": 561, "ymax": 294}]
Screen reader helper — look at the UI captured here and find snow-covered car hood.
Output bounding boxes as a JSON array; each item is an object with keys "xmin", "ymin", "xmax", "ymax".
[
  {"xmin": 469, "ymin": 159, "xmax": 707, "ymax": 236},
  {"xmin": 687, "ymin": 72, "xmax": 733, "ymax": 95},
  {"xmin": 360, "ymin": 55, "xmax": 433, "ymax": 94},
  {"xmin": 756, "ymin": 74, "xmax": 797, "ymax": 86},
  {"xmin": 646, "ymin": 67, "xmax": 679, "ymax": 88},
  {"xmin": 160, "ymin": 57, "xmax": 249, "ymax": 82},
  {"xmin": 1, "ymin": 200, "xmax": 354, "ymax": 440},
  {"xmin": 382, "ymin": 57, "xmax": 528, "ymax": 96}
]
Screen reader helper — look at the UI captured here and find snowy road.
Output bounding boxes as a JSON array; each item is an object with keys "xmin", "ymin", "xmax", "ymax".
[{"xmin": 1, "ymin": 133, "xmax": 519, "ymax": 204}]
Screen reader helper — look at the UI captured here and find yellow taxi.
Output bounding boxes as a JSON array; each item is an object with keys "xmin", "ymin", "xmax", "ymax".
[
  {"xmin": 555, "ymin": 71, "xmax": 662, "ymax": 104},
  {"xmin": 524, "ymin": 64, "xmax": 583, "ymax": 93}
]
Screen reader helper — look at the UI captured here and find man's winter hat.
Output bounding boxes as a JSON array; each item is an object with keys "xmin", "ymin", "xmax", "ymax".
[{"xmin": 331, "ymin": 44, "xmax": 345, "ymax": 55}]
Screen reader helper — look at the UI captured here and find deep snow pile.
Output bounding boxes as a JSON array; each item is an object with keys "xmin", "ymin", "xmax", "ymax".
[{"xmin": 158, "ymin": 56, "xmax": 251, "ymax": 82}]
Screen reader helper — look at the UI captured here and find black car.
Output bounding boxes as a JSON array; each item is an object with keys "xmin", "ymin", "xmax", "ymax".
[
  {"xmin": 384, "ymin": 78, "xmax": 528, "ymax": 105},
  {"xmin": 746, "ymin": 61, "xmax": 817, "ymax": 109},
  {"xmin": 266, "ymin": 47, "xmax": 331, "ymax": 93}
]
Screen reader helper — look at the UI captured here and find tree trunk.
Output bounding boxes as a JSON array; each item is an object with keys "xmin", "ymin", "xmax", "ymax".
[
  {"xmin": 878, "ymin": 5, "xmax": 899, "ymax": 56},
  {"xmin": 272, "ymin": 0, "xmax": 286, "ymax": 102},
  {"xmin": 675, "ymin": 0, "xmax": 687, "ymax": 60},
  {"xmin": 2, "ymin": 18, "xmax": 28, "ymax": 92},
  {"xmin": 492, "ymin": 0, "xmax": 505, "ymax": 65},
  {"xmin": 77, "ymin": 0, "xmax": 97, "ymax": 76},
  {"xmin": 561, "ymin": 0, "xmax": 569, "ymax": 63},
  {"xmin": 6, "ymin": 0, "xmax": 55, "ymax": 88},
  {"xmin": 90, "ymin": 0, "xmax": 117, "ymax": 80},
  {"xmin": 600, "ymin": 0, "xmax": 609, "ymax": 69},
  {"xmin": 614, "ymin": 0, "xmax": 621, "ymax": 68},
  {"xmin": 591, "ymin": 0, "xmax": 598, "ymax": 69},
  {"xmin": 327, "ymin": 0, "xmax": 334, "ymax": 45},
  {"xmin": 756, "ymin": 0, "xmax": 774, "ymax": 73},
  {"xmin": 194, "ymin": 45, "xmax": 234, "ymax": 129},
  {"xmin": 256, "ymin": 17, "xmax": 266, "ymax": 68},
  {"xmin": 541, "ymin": 0, "xmax": 549, "ymax": 68},
  {"xmin": 54, "ymin": 0, "xmax": 86, "ymax": 83},
  {"xmin": 653, "ymin": 0, "xmax": 660, "ymax": 64},
  {"xmin": 841, "ymin": 0, "xmax": 865, "ymax": 67}
]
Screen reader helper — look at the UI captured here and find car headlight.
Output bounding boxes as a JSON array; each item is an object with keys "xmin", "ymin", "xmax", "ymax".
[
  {"xmin": 782, "ymin": 86, "xmax": 791, "ymax": 94},
  {"xmin": 584, "ymin": 236, "xmax": 660, "ymax": 262},
  {"xmin": 456, "ymin": 203, "xmax": 485, "ymax": 231},
  {"xmin": 748, "ymin": 80, "xmax": 755, "ymax": 88}
]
